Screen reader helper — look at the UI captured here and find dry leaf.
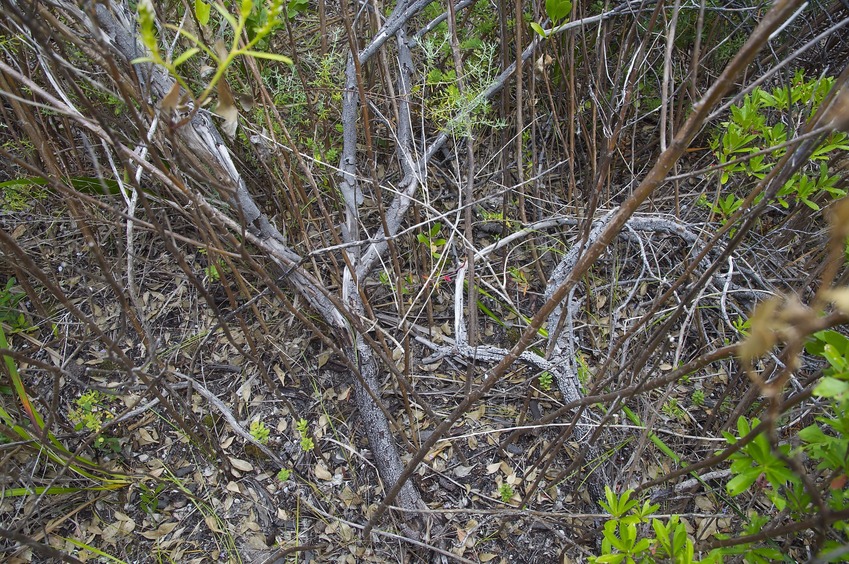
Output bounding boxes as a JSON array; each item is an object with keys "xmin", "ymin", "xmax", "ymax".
[
  {"xmin": 229, "ymin": 457, "xmax": 253, "ymax": 472},
  {"xmin": 453, "ymin": 465, "xmax": 473, "ymax": 478},
  {"xmin": 140, "ymin": 521, "xmax": 178, "ymax": 540},
  {"xmin": 215, "ymin": 78, "xmax": 239, "ymax": 140},
  {"xmin": 205, "ymin": 515, "xmax": 224, "ymax": 533},
  {"xmin": 314, "ymin": 462, "xmax": 333, "ymax": 481},
  {"xmin": 160, "ymin": 82, "xmax": 181, "ymax": 116}
]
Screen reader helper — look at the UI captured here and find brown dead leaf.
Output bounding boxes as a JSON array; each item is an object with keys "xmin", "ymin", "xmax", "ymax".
[
  {"xmin": 314, "ymin": 462, "xmax": 333, "ymax": 481},
  {"xmin": 160, "ymin": 82, "xmax": 181, "ymax": 116},
  {"xmin": 453, "ymin": 465, "xmax": 474, "ymax": 478},
  {"xmin": 205, "ymin": 515, "xmax": 225, "ymax": 533},
  {"xmin": 215, "ymin": 78, "xmax": 238, "ymax": 140},
  {"xmin": 140, "ymin": 521, "xmax": 178, "ymax": 540},
  {"xmin": 229, "ymin": 456, "xmax": 253, "ymax": 472}
]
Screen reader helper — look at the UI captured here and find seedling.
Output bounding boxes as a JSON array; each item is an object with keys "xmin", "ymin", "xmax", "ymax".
[
  {"xmin": 68, "ymin": 391, "xmax": 121, "ymax": 454},
  {"xmin": 296, "ymin": 418, "xmax": 314, "ymax": 452},
  {"xmin": 498, "ymin": 482, "xmax": 514, "ymax": 503},
  {"xmin": 416, "ymin": 222, "xmax": 447, "ymax": 259},
  {"xmin": 0, "ymin": 277, "xmax": 35, "ymax": 334},
  {"xmin": 691, "ymin": 389, "xmax": 705, "ymax": 407},
  {"xmin": 538, "ymin": 371, "xmax": 553, "ymax": 392},
  {"xmin": 249, "ymin": 419, "xmax": 270, "ymax": 445}
]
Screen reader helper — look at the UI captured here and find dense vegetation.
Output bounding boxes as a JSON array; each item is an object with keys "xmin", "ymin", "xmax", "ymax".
[{"xmin": 1, "ymin": 0, "xmax": 849, "ymax": 561}]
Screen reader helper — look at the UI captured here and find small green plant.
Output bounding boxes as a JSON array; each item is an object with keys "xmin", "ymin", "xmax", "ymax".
[
  {"xmin": 198, "ymin": 249, "xmax": 227, "ymax": 282},
  {"xmin": 711, "ymin": 323, "xmax": 849, "ymax": 562},
  {"xmin": 498, "ymin": 482, "xmax": 514, "ymax": 503},
  {"xmin": 0, "ymin": 178, "xmax": 49, "ymax": 211},
  {"xmin": 691, "ymin": 389, "xmax": 705, "ymax": 407},
  {"xmin": 135, "ymin": 0, "xmax": 292, "ymax": 106},
  {"xmin": 296, "ymin": 418, "xmax": 314, "ymax": 452},
  {"xmin": 662, "ymin": 397, "xmax": 687, "ymax": 421},
  {"xmin": 590, "ymin": 486, "xmax": 682, "ymax": 564},
  {"xmin": 703, "ymin": 192, "xmax": 744, "ymax": 220},
  {"xmin": 530, "ymin": 0, "xmax": 573, "ymax": 38},
  {"xmin": 419, "ymin": 30, "xmax": 505, "ymax": 135},
  {"xmin": 416, "ymin": 222, "xmax": 447, "ymax": 259},
  {"xmin": 538, "ymin": 371, "xmax": 553, "ymax": 392},
  {"xmin": 276, "ymin": 467, "xmax": 291, "ymax": 481},
  {"xmin": 139, "ymin": 481, "xmax": 166, "ymax": 514},
  {"xmin": 575, "ymin": 351, "xmax": 592, "ymax": 389},
  {"xmin": 732, "ymin": 315, "xmax": 751, "ymax": 336},
  {"xmin": 0, "ymin": 278, "xmax": 35, "ymax": 334},
  {"xmin": 68, "ymin": 391, "xmax": 121, "ymax": 453},
  {"xmin": 249, "ymin": 419, "xmax": 270, "ymax": 445},
  {"xmin": 508, "ymin": 267, "xmax": 530, "ymax": 295}
]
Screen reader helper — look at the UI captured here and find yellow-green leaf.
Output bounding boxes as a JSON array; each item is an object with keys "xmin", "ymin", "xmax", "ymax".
[
  {"xmin": 195, "ymin": 0, "xmax": 211, "ymax": 26},
  {"xmin": 241, "ymin": 50, "xmax": 293, "ymax": 65},
  {"xmin": 172, "ymin": 47, "xmax": 200, "ymax": 68}
]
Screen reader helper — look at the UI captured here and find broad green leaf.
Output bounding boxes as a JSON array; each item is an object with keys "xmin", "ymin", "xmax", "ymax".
[
  {"xmin": 813, "ymin": 376, "xmax": 849, "ymax": 399},
  {"xmin": 195, "ymin": 0, "xmax": 211, "ymax": 26},
  {"xmin": 727, "ymin": 469, "xmax": 760, "ymax": 496},
  {"xmin": 530, "ymin": 22, "xmax": 547, "ymax": 38},
  {"xmin": 545, "ymin": 0, "xmax": 572, "ymax": 22}
]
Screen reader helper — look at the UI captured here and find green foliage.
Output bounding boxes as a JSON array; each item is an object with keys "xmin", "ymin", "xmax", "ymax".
[
  {"xmin": 545, "ymin": 0, "xmax": 573, "ymax": 22},
  {"xmin": 296, "ymin": 417, "xmax": 314, "ymax": 452},
  {"xmin": 538, "ymin": 371, "xmax": 553, "ymax": 392},
  {"xmin": 0, "ymin": 278, "xmax": 35, "ymax": 334},
  {"xmin": 662, "ymin": 397, "xmax": 686, "ymax": 422},
  {"xmin": 68, "ymin": 391, "xmax": 121, "ymax": 454},
  {"xmin": 498, "ymin": 482, "xmax": 514, "ymax": 503},
  {"xmin": 590, "ymin": 486, "xmax": 701, "ymax": 564},
  {"xmin": 418, "ymin": 30, "xmax": 505, "ymax": 135},
  {"xmin": 416, "ymin": 222, "xmax": 447, "ymax": 259},
  {"xmin": 69, "ymin": 391, "xmax": 109, "ymax": 433},
  {"xmin": 276, "ymin": 467, "xmax": 291, "ymax": 481},
  {"xmin": 0, "ymin": 178, "xmax": 49, "ymax": 211},
  {"xmin": 204, "ymin": 258, "xmax": 226, "ymax": 282},
  {"xmin": 285, "ymin": 0, "xmax": 308, "ymax": 19},
  {"xmin": 722, "ymin": 416, "xmax": 795, "ymax": 497},
  {"xmin": 531, "ymin": 0, "xmax": 572, "ymax": 37},
  {"xmin": 709, "ymin": 70, "xmax": 848, "ymax": 223},
  {"xmin": 712, "ymin": 329, "xmax": 849, "ymax": 559},
  {"xmin": 576, "ymin": 351, "xmax": 591, "ymax": 386},
  {"xmin": 135, "ymin": 0, "xmax": 292, "ymax": 106},
  {"xmin": 139, "ymin": 481, "xmax": 166, "ymax": 514},
  {"xmin": 691, "ymin": 389, "xmax": 705, "ymax": 407},
  {"xmin": 249, "ymin": 419, "xmax": 270, "ymax": 444},
  {"xmin": 732, "ymin": 315, "xmax": 751, "ymax": 337}
]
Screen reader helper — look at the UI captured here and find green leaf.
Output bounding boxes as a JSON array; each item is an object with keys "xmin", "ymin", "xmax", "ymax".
[
  {"xmin": 194, "ymin": 0, "xmax": 211, "ymax": 26},
  {"xmin": 727, "ymin": 469, "xmax": 760, "ymax": 496},
  {"xmin": 172, "ymin": 47, "xmax": 200, "ymax": 68},
  {"xmin": 241, "ymin": 50, "xmax": 294, "ymax": 65},
  {"xmin": 813, "ymin": 377, "xmax": 849, "ymax": 399},
  {"xmin": 530, "ymin": 22, "xmax": 547, "ymax": 38},
  {"xmin": 545, "ymin": 0, "xmax": 572, "ymax": 22},
  {"xmin": 287, "ymin": 0, "xmax": 309, "ymax": 18}
]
